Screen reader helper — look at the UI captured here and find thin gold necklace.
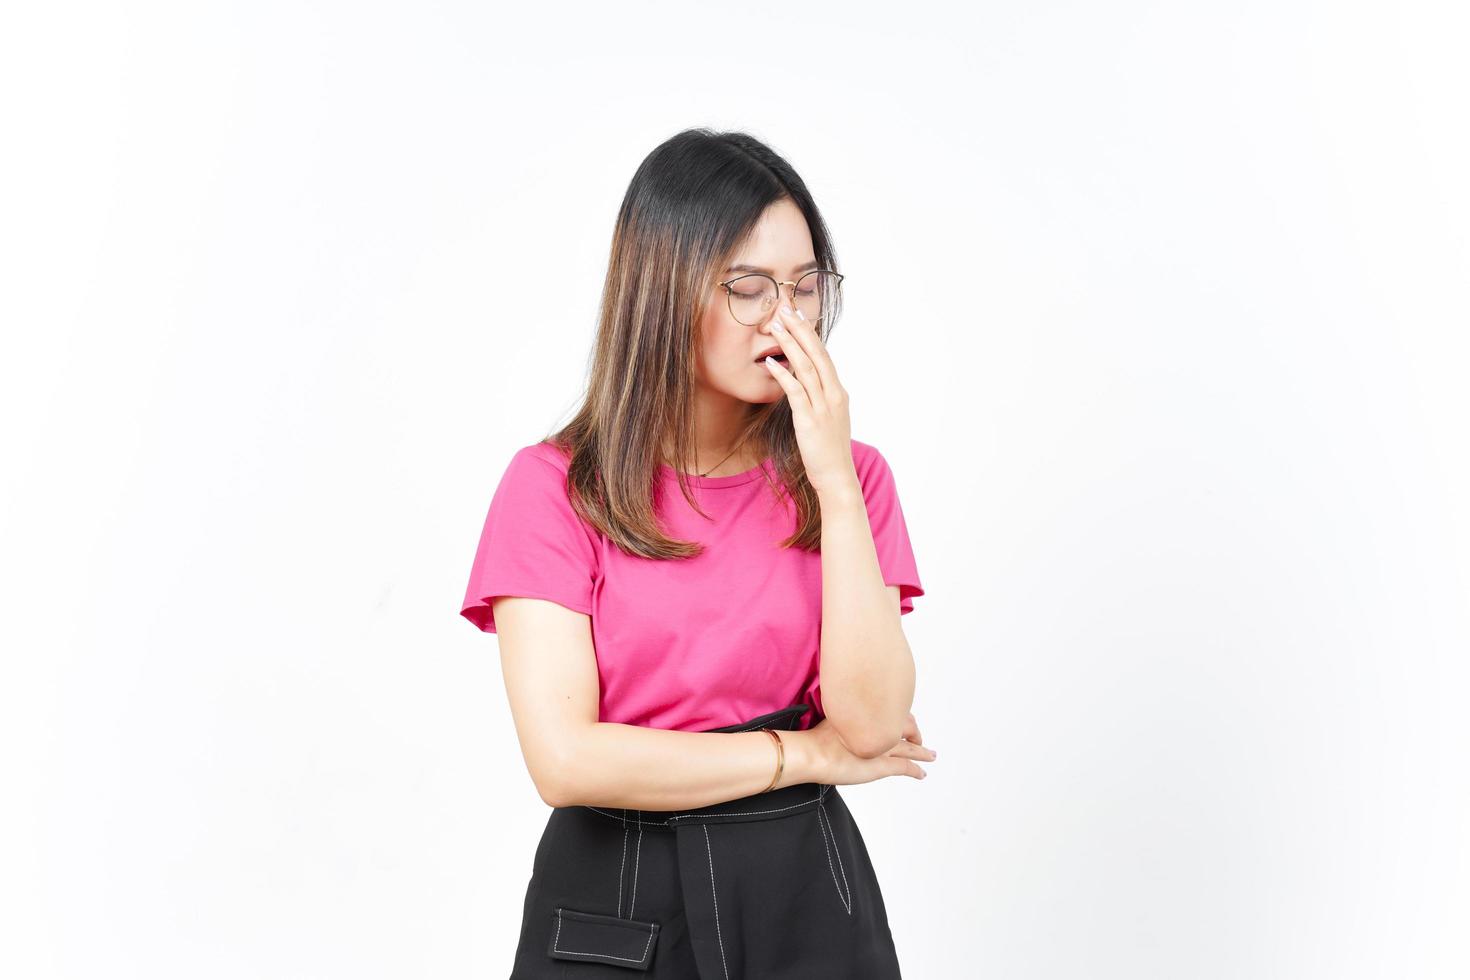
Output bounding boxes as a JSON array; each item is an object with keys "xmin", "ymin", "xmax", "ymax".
[{"xmin": 695, "ymin": 430, "xmax": 752, "ymax": 477}]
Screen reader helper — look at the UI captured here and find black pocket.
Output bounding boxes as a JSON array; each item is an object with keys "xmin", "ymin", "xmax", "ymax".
[{"xmin": 547, "ymin": 906, "xmax": 659, "ymax": 971}]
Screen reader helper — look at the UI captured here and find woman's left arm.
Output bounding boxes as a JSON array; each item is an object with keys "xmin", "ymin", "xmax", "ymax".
[
  {"xmin": 761, "ymin": 303, "xmax": 916, "ymax": 759},
  {"xmin": 815, "ymin": 479, "xmax": 916, "ymax": 758}
]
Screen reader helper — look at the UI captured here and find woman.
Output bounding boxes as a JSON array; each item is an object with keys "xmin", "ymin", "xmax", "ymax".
[{"xmin": 459, "ymin": 128, "xmax": 936, "ymax": 978}]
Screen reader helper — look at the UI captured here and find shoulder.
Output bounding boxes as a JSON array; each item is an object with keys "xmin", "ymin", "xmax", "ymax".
[
  {"xmin": 847, "ymin": 438, "xmax": 912, "ymax": 510},
  {"xmin": 486, "ymin": 440, "xmax": 579, "ymax": 512},
  {"xmin": 849, "ymin": 436, "xmax": 882, "ymax": 464},
  {"xmin": 849, "ymin": 437, "xmax": 896, "ymax": 482},
  {"xmin": 487, "ymin": 439, "xmax": 599, "ymax": 541},
  {"xmin": 503, "ymin": 439, "xmax": 574, "ymax": 481}
]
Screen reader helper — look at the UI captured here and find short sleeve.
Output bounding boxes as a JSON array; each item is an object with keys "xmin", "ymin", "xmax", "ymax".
[
  {"xmin": 459, "ymin": 443, "xmax": 600, "ymax": 633},
  {"xmin": 853, "ymin": 440, "xmax": 925, "ymax": 615}
]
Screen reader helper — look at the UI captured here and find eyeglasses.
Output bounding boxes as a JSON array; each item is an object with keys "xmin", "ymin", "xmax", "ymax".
[{"xmin": 717, "ymin": 269, "xmax": 845, "ymax": 326}]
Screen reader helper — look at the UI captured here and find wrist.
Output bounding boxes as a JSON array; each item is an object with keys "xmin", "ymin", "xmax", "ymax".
[
  {"xmin": 813, "ymin": 471, "xmax": 862, "ymax": 508},
  {"xmin": 774, "ymin": 729, "xmax": 828, "ymax": 788}
]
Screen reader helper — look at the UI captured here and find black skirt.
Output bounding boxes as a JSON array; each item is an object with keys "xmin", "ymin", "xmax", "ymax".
[{"xmin": 508, "ymin": 703, "xmax": 904, "ymax": 978}]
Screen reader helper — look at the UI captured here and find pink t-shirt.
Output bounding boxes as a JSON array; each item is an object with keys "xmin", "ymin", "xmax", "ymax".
[{"xmin": 459, "ymin": 437, "xmax": 924, "ymax": 732}]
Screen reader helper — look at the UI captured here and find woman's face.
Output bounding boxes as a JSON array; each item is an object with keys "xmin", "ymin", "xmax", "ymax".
[{"xmin": 696, "ymin": 198, "xmax": 820, "ymax": 405}]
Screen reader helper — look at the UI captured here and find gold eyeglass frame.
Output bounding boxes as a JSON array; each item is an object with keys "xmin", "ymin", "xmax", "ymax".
[{"xmin": 716, "ymin": 269, "xmax": 845, "ymax": 327}]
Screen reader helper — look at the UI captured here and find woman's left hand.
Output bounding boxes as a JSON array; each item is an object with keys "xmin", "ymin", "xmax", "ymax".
[{"xmin": 762, "ymin": 304, "xmax": 857, "ymax": 495}]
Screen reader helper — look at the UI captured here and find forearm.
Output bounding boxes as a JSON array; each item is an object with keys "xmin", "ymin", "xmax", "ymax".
[
  {"xmin": 545, "ymin": 722, "xmax": 825, "ymax": 810},
  {"xmin": 816, "ymin": 478, "xmax": 916, "ymax": 757}
]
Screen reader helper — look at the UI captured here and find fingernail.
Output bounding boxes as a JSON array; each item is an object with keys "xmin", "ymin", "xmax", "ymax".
[
  {"xmin": 771, "ymin": 319, "xmax": 785, "ymax": 332},
  {"xmin": 780, "ymin": 304, "xmax": 793, "ymax": 314},
  {"xmin": 795, "ymin": 309, "xmax": 806, "ymax": 320}
]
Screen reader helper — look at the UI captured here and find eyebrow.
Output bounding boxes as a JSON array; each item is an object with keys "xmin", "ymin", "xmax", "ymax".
[{"xmin": 724, "ymin": 259, "xmax": 823, "ymax": 276}]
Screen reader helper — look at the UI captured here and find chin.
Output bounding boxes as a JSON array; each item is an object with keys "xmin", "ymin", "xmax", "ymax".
[
  {"xmin": 742, "ymin": 385, "xmax": 785, "ymax": 404},
  {"xmin": 703, "ymin": 375, "xmax": 785, "ymax": 405},
  {"xmin": 727, "ymin": 382, "xmax": 785, "ymax": 405}
]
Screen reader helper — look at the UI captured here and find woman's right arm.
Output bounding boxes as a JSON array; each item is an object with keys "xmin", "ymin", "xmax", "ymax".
[{"xmin": 492, "ymin": 595, "xmax": 933, "ymax": 811}]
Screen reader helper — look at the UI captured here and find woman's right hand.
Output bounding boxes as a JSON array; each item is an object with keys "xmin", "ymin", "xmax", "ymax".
[{"xmin": 801, "ymin": 712, "xmax": 936, "ymax": 786}]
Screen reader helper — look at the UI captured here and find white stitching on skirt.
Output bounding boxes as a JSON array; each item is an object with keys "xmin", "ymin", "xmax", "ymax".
[
  {"xmin": 816, "ymin": 795, "xmax": 853, "ymax": 915},
  {"xmin": 703, "ymin": 824, "xmax": 731, "ymax": 980},
  {"xmin": 667, "ymin": 789, "xmax": 827, "ymax": 822},
  {"xmin": 819, "ymin": 800, "xmax": 852, "ymax": 911},
  {"xmin": 584, "ymin": 784, "xmax": 830, "ymax": 827},
  {"xmin": 617, "ymin": 808, "xmax": 628, "ymax": 917},
  {"xmin": 629, "ymin": 809, "xmax": 643, "ymax": 918},
  {"xmin": 553, "ymin": 908, "xmax": 656, "ymax": 964}
]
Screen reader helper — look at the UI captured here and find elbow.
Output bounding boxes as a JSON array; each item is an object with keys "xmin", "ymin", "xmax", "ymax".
[
  {"xmin": 851, "ymin": 733, "xmax": 903, "ymax": 760},
  {"xmin": 839, "ymin": 724, "xmax": 904, "ymax": 760},
  {"xmin": 534, "ymin": 775, "xmax": 571, "ymax": 809},
  {"xmin": 826, "ymin": 702, "xmax": 904, "ymax": 760},
  {"xmin": 824, "ymin": 676, "xmax": 914, "ymax": 760},
  {"xmin": 528, "ymin": 744, "xmax": 582, "ymax": 809}
]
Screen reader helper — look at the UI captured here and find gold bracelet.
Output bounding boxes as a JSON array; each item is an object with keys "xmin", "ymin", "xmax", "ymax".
[{"xmin": 759, "ymin": 727, "xmax": 784, "ymax": 793}]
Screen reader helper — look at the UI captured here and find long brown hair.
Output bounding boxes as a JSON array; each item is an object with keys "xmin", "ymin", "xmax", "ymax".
[{"xmin": 541, "ymin": 128, "xmax": 844, "ymax": 560}]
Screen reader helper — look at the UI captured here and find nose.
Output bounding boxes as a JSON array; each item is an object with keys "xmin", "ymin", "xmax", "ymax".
[{"xmin": 757, "ymin": 291, "xmax": 793, "ymax": 332}]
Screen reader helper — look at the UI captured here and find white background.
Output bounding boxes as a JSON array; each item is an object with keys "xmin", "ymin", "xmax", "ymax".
[{"xmin": 4, "ymin": 1, "xmax": 1468, "ymax": 977}]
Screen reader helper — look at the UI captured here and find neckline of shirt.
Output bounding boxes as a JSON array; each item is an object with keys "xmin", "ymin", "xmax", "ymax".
[{"xmin": 657, "ymin": 456, "xmax": 773, "ymax": 488}]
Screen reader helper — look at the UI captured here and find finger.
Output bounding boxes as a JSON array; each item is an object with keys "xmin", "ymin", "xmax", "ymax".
[
  {"xmin": 768, "ymin": 310, "xmax": 826, "ymax": 410},
  {"xmin": 780, "ymin": 305, "xmax": 842, "ymax": 397},
  {"xmin": 891, "ymin": 739, "xmax": 936, "ymax": 762},
  {"xmin": 895, "ymin": 758, "xmax": 927, "ymax": 780},
  {"xmin": 902, "ymin": 713, "xmax": 923, "ymax": 747},
  {"xmin": 762, "ymin": 354, "xmax": 812, "ymax": 415}
]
